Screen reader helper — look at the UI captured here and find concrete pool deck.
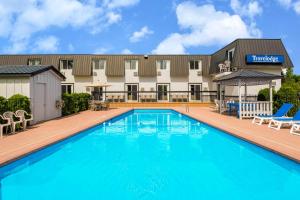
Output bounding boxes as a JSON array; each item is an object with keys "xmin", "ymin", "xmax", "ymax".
[
  {"xmin": 0, "ymin": 107, "xmax": 300, "ymax": 166},
  {"xmin": 0, "ymin": 108, "xmax": 132, "ymax": 166}
]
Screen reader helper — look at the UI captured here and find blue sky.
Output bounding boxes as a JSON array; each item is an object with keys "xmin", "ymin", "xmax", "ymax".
[{"xmin": 0, "ymin": 0, "xmax": 299, "ymax": 73}]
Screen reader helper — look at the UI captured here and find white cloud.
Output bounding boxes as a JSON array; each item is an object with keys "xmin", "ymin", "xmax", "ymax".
[
  {"xmin": 294, "ymin": 1, "xmax": 300, "ymax": 13},
  {"xmin": 276, "ymin": 0, "xmax": 300, "ymax": 14},
  {"xmin": 33, "ymin": 36, "xmax": 59, "ymax": 52},
  {"xmin": 152, "ymin": 2, "xmax": 261, "ymax": 54},
  {"xmin": 230, "ymin": 0, "xmax": 263, "ymax": 19},
  {"xmin": 0, "ymin": 0, "xmax": 140, "ymax": 53},
  {"xmin": 105, "ymin": 0, "xmax": 140, "ymax": 9},
  {"xmin": 277, "ymin": 0, "xmax": 292, "ymax": 8},
  {"xmin": 130, "ymin": 26, "xmax": 154, "ymax": 43},
  {"xmin": 121, "ymin": 48, "xmax": 133, "ymax": 54},
  {"xmin": 106, "ymin": 11, "xmax": 122, "ymax": 24}
]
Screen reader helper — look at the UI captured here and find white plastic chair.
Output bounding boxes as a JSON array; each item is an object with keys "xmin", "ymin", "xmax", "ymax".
[
  {"xmin": 0, "ymin": 115, "xmax": 11, "ymax": 138},
  {"xmin": 3, "ymin": 111, "xmax": 22, "ymax": 134},
  {"xmin": 15, "ymin": 110, "xmax": 33, "ymax": 130}
]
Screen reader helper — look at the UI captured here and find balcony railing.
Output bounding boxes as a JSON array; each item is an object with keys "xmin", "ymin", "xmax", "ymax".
[{"xmin": 90, "ymin": 91, "xmax": 258, "ymax": 103}]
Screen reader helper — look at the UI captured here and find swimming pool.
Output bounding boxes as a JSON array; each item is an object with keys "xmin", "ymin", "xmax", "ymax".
[{"xmin": 0, "ymin": 109, "xmax": 300, "ymax": 199}]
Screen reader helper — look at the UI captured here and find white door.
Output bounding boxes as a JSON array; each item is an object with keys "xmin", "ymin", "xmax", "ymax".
[{"xmin": 34, "ymin": 83, "xmax": 46, "ymax": 123}]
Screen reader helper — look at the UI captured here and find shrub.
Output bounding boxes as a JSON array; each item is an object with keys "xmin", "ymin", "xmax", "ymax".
[
  {"xmin": 62, "ymin": 93, "xmax": 91, "ymax": 116},
  {"xmin": 257, "ymin": 88, "xmax": 276, "ymax": 101},
  {"xmin": 7, "ymin": 94, "xmax": 31, "ymax": 113},
  {"xmin": 0, "ymin": 96, "xmax": 7, "ymax": 114}
]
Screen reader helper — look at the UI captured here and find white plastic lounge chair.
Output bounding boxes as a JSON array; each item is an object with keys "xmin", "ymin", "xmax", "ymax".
[
  {"xmin": 290, "ymin": 122, "xmax": 300, "ymax": 136},
  {"xmin": 252, "ymin": 103, "xmax": 293, "ymax": 125},
  {"xmin": 0, "ymin": 115, "xmax": 11, "ymax": 138},
  {"xmin": 268, "ymin": 110, "xmax": 300, "ymax": 130},
  {"xmin": 15, "ymin": 110, "xmax": 33, "ymax": 130},
  {"xmin": 3, "ymin": 111, "xmax": 22, "ymax": 134}
]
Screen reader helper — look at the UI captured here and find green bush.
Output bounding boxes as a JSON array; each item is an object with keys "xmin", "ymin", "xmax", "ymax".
[
  {"xmin": 0, "ymin": 96, "xmax": 7, "ymax": 114},
  {"xmin": 7, "ymin": 94, "xmax": 31, "ymax": 113},
  {"xmin": 62, "ymin": 93, "xmax": 91, "ymax": 116},
  {"xmin": 257, "ymin": 88, "xmax": 276, "ymax": 101}
]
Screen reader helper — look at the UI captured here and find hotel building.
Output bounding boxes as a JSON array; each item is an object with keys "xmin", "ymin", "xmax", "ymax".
[{"xmin": 0, "ymin": 39, "xmax": 293, "ymax": 103}]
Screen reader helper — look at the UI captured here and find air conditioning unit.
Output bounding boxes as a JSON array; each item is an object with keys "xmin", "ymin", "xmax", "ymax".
[
  {"xmin": 157, "ymin": 71, "xmax": 161, "ymax": 76},
  {"xmin": 133, "ymin": 72, "xmax": 138, "ymax": 76},
  {"xmin": 197, "ymin": 71, "xmax": 202, "ymax": 76}
]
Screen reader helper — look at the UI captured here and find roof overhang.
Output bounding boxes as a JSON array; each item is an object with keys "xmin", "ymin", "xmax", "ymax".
[{"xmin": 213, "ymin": 70, "xmax": 282, "ymax": 86}]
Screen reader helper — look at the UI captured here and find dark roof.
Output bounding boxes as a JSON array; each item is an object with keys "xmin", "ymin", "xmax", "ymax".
[
  {"xmin": 214, "ymin": 70, "xmax": 282, "ymax": 82},
  {"xmin": 0, "ymin": 65, "xmax": 65, "ymax": 80},
  {"xmin": 213, "ymin": 70, "xmax": 282, "ymax": 86},
  {"xmin": 210, "ymin": 39, "xmax": 294, "ymax": 74}
]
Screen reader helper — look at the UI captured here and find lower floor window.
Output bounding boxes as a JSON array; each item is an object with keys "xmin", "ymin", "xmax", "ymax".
[{"xmin": 62, "ymin": 84, "xmax": 73, "ymax": 94}]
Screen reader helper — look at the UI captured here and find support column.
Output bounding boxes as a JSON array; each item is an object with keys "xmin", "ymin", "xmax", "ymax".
[
  {"xmin": 238, "ymin": 80, "xmax": 242, "ymax": 120},
  {"xmin": 244, "ymin": 84, "xmax": 247, "ymax": 101},
  {"xmin": 269, "ymin": 80, "xmax": 273, "ymax": 115},
  {"xmin": 219, "ymin": 83, "xmax": 222, "ymax": 113}
]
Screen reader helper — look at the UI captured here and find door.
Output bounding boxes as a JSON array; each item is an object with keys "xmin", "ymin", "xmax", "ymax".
[
  {"xmin": 157, "ymin": 84, "xmax": 169, "ymax": 101},
  {"xmin": 189, "ymin": 84, "xmax": 201, "ymax": 101},
  {"xmin": 126, "ymin": 84, "xmax": 138, "ymax": 101},
  {"xmin": 92, "ymin": 87, "xmax": 103, "ymax": 101},
  {"xmin": 34, "ymin": 83, "xmax": 46, "ymax": 123}
]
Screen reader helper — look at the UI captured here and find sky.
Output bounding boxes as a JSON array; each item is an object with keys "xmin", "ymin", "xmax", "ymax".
[{"xmin": 0, "ymin": 0, "xmax": 299, "ymax": 73}]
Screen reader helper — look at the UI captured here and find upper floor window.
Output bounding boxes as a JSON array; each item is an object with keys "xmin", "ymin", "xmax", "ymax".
[
  {"xmin": 60, "ymin": 59, "xmax": 73, "ymax": 70},
  {"xmin": 92, "ymin": 59, "xmax": 106, "ymax": 70},
  {"xmin": 227, "ymin": 48, "xmax": 235, "ymax": 62},
  {"xmin": 156, "ymin": 60, "xmax": 170, "ymax": 70},
  {"xmin": 189, "ymin": 60, "xmax": 201, "ymax": 70},
  {"xmin": 28, "ymin": 58, "xmax": 41, "ymax": 66},
  {"xmin": 125, "ymin": 60, "xmax": 138, "ymax": 70}
]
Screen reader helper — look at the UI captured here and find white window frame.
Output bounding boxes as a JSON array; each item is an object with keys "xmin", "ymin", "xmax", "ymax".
[
  {"xmin": 156, "ymin": 60, "xmax": 170, "ymax": 70},
  {"xmin": 61, "ymin": 84, "xmax": 73, "ymax": 94},
  {"xmin": 125, "ymin": 60, "xmax": 138, "ymax": 70},
  {"xmin": 189, "ymin": 60, "xmax": 202, "ymax": 70},
  {"xmin": 227, "ymin": 48, "xmax": 235, "ymax": 62},
  {"xmin": 92, "ymin": 59, "xmax": 106, "ymax": 70},
  {"xmin": 28, "ymin": 58, "xmax": 41, "ymax": 66},
  {"xmin": 60, "ymin": 59, "xmax": 73, "ymax": 70}
]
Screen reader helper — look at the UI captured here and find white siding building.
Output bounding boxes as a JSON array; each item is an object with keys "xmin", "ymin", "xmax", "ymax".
[{"xmin": 0, "ymin": 65, "xmax": 65, "ymax": 124}]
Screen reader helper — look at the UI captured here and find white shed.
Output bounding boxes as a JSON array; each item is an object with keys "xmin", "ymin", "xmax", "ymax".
[{"xmin": 0, "ymin": 65, "xmax": 65, "ymax": 124}]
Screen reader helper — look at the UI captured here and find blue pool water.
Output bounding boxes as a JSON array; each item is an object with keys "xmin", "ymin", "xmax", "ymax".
[{"xmin": 1, "ymin": 109, "xmax": 300, "ymax": 200}]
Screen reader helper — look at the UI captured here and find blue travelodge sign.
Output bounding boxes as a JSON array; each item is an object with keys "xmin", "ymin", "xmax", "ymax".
[{"xmin": 246, "ymin": 55, "xmax": 284, "ymax": 64}]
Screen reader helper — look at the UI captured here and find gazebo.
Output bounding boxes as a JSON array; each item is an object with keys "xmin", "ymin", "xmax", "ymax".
[{"xmin": 213, "ymin": 70, "xmax": 282, "ymax": 119}]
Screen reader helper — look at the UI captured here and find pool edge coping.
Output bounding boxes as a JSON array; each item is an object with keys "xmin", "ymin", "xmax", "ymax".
[{"xmin": 1, "ymin": 107, "xmax": 299, "ymax": 168}]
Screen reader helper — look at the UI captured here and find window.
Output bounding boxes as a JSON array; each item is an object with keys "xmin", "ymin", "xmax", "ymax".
[
  {"xmin": 92, "ymin": 59, "xmax": 106, "ymax": 70},
  {"xmin": 60, "ymin": 59, "xmax": 73, "ymax": 70},
  {"xmin": 61, "ymin": 84, "xmax": 73, "ymax": 94},
  {"xmin": 125, "ymin": 60, "xmax": 138, "ymax": 70},
  {"xmin": 189, "ymin": 60, "xmax": 201, "ymax": 70},
  {"xmin": 28, "ymin": 59, "xmax": 41, "ymax": 66},
  {"xmin": 156, "ymin": 60, "xmax": 169, "ymax": 70},
  {"xmin": 227, "ymin": 48, "xmax": 235, "ymax": 62}
]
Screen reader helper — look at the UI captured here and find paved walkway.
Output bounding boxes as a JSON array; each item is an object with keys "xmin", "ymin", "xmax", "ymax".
[
  {"xmin": 174, "ymin": 107, "xmax": 300, "ymax": 163},
  {"xmin": 0, "ymin": 108, "xmax": 131, "ymax": 166},
  {"xmin": 1, "ymin": 107, "xmax": 300, "ymax": 166}
]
